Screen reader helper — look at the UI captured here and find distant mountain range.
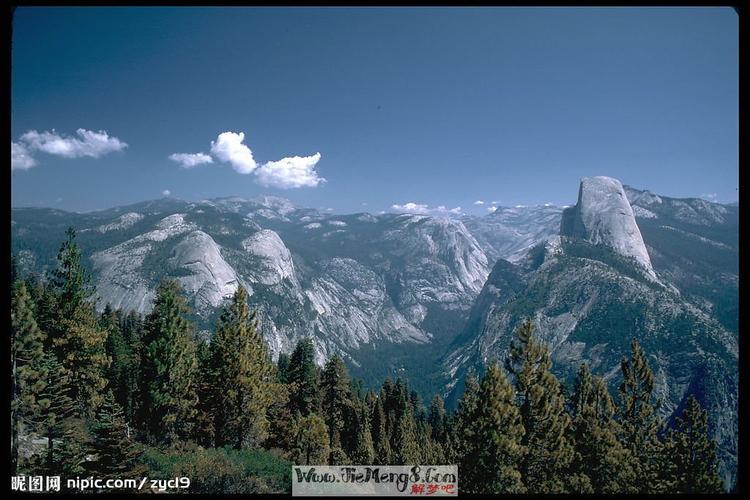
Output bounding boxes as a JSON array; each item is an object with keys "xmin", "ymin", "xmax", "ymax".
[{"xmin": 11, "ymin": 177, "xmax": 738, "ymax": 485}]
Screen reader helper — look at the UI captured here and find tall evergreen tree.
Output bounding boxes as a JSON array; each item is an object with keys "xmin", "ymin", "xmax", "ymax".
[
  {"xmin": 447, "ymin": 369, "xmax": 480, "ymax": 464},
  {"xmin": 461, "ymin": 361, "xmax": 525, "ymax": 494},
  {"xmin": 320, "ymin": 355, "xmax": 352, "ymax": 455},
  {"xmin": 210, "ymin": 286, "xmax": 275, "ymax": 448},
  {"xmin": 10, "ymin": 280, "xmax": 45, "ymax": 473},
  {"xmin": 617, "ymin": 338, "xmax": 663, "ymax": 493},
  {"xmin": 569, "ymin": 363, "xmax": 634, "ymax": 493},
  {"xmin": 49, "ymin": 227, "xmax": 110, "ymax": 418},
  {"xmin": 276, "ymin": 352, "xmax": 291, "ymax": 383},
  {"xmin": 661, "ymin": 395, "xmax": 723, "ymax": 493},
  {"xmin": 11, "ymin": 281, "xmax": 46, "ymax": 475},
  {"xmin": 391, "ymin": 382, "xmax": 421, "ymax": 465},
  {"xmin": 140, "ymin": 279, "xmax": 199, "ymax": 445},
  {"xmin": 428, "ymin": 395, "xmax": 448, "ymax": 444},
  {"xmin": 87, "ymin": 393, "xmax": 146, "ymax": 481},
  {"xmin": 507, "ymin": 320, "xmax": 577, "ymax": 493},
  {"xmin": 27, "ymin": 351, "xmax": 78, "ymax": 475},
  {"xmin": 193, "ymin": 340, "xmax": 216, "ymax": 447},
  {"xmin": 370, "ymin": 393, "xmax": 391, "ymax": 464},
  {"xmin": 290, "ymin": 413, "xmax": 330, "ymax": 465},
  {"xmin": 346, "ymin": 398, "xmax": 375, "ymax": 464},
  {"xmin": 287, "ymin": 338, "xmax": 320, "ymax": 416}
]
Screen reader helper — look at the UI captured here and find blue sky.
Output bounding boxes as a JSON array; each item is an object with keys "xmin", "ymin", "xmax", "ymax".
[{"xmin": 11, "ymin": 7, "xmax": 738, "ymax": 214}]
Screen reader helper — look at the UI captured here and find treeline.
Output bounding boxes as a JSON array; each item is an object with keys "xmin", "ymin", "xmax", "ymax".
[{"xmin": 10, "ymin": 228, "xmax": 725, "ymax": 493}]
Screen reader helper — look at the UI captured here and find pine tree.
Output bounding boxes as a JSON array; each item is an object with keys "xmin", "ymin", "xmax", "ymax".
[
  {"xmin": 27, "ymin": 350, "xmax": 78, "ymax": 475},
  {"xmin": 49, "ymin": 227, "xmax": 110, "ymax": 418},
  {"xmin": 11, "ymin": 281, "xmax": 47, "ymax": 475},
  {"xmin": 320, "ymin": 355, "xmax": 352, "ymax": 455},
  {"xmin": 428, "ymin": 395, "xmax": 448, "ymax": 444},
  {"xmin": 391, "ymin": 381, "xmax": 421, "ymax": 465},
  {"xmin": 661, "ymin": 395, "xmax": 723, "ymax": 493},
  {"xmin": 461, "ymin": 362, "xmax": 525, "ymax": 494},
  {"xmin": 140, "ymin": 279, "xmax": 199, "ymax": 445},
  {"xmin": 507, "ymin": 320, "xmax": 576, "ymax": 493},
  {"xmin": 617, "ymin": 338, "xmax": 663, "ymax": 493},
  {"xmin": 347, "ymin": 399, "xmax": 375, "ymax": 464},
  {"xmin": 370, "ymin": 393, "xmax": 391, "ymax": 464},
  {"xmin": 101, "ymin": 306, "xmax": 138, "ymax": 422},
  {"xmin": 569, "ymin": 363, "xmax": 634, "ymax": 493},
  {"xmin": 276, "ymin": 352, "xmax": 291, "ymax": 383},
  {"xmin": 287, "ymin": 338, "xmax": 319, "ymax": 416},
  {"xmin": 290, "ymin": 413, "xmax": 330, "ymax": 465},
  {"xmin": 210, "ymin": 286, "xmax": 275, "ymax": 448},
  {"xmin": 447, "ymin": 369, "xmax": 480, "ymax": 464},
  {"xmin": 87, "ymin": 393, "xmax": 146, "ymax": 482},
  {"xmin": 193, "ymin": 340, "xmax": 216, "ymax": 447}
]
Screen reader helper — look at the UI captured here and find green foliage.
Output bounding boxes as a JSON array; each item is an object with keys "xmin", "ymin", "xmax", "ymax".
[
  {"xmin": 320, "ymin": 355, "xmax": 352, "ymax": 455},
  {"xmin": 569, "ymin": 363, "xmax": 635, "ymax": 493},
  {"xmin": 617, "ymin": 338, "xmax": 663, "ymax": 492},
  {"xmin": 87, "ymin": 393, "xmax": 146, "ymax": 481},
  {"xmin": 210, "ymin": 286, "xmax": 276, "ymax": 449},
  {"xmin": 461, "ymin": 362, "xmax": 525, "ymax": 494},
  {"xmin": 49, "ymin": 227, "xmax": 110, "ymax": 418},
  {"xmin": 140, "ymin": 279, "xmax": 200, "ymax": 445},
  {"xmin": 289, "ymin": 413, "xmax": 330, "ymax": 465},
  {"xmin": 660, "ymin": 395, "xmax": 724, "ymax": 493},
  {"xmin": 11, "ymin": 281, "xmax": 47, "ymax": 474},
  {"xmin": 287, "ymin": 338, "xmax": 320, "ymax": 416},
  {"xmin": 141, "ymin": 445, "xmax": 291, "ymax": 493},
  {"xmin": 507, "ymin": 320, "xmax": 578, "ymax": 493}
]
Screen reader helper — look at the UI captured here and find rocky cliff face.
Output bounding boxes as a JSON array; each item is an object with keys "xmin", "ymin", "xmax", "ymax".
[
  {"xmin": 561, "ymin": 176, "xmax": 656, "ymax": 279},
  {"xmin": 446, "ymin": 178, "xmax": 738, "ymax": 487}
]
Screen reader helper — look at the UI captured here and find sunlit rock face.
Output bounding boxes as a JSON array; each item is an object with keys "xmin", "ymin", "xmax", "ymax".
[{"xmin": 561, "ymin": 176, "xmax": 656, "ymax": 279}]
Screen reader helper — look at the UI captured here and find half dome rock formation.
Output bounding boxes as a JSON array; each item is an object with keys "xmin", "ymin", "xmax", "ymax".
[{"xmin": 561, "ymin": 176, "xmax": 657, "ymax": 279}]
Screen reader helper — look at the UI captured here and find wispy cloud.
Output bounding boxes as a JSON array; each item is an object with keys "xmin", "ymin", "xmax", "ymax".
[
  {"xmin": 210, "ymin": 132, "xmax": 257, "ymax": 174},
  {"xmin": 390, "ymin": 202, "xmax": 462, "ymax": 215},
  {"xmin": 162, "ymin": 189, "xmax": 171, "ymax": 197},
  {"xmin": 473, "ymin": 200, "xmax": 485, "ymax": 205},
  {"xmin": 700, "ymin": 193, "xmax": 718, "ymax": 202},
  {"xmin": 20, "ymin": 129, "xmax": 127, "ymax": 158},
  {"xmin": 11, "ymin": 128, "xmax": 127, "ymax": 170},
  {"xmin": 11, "ymin": 142, "xmax": 36, "ymax": 170},
  {"xmin": 255, "ymin": 153, "xmax": 325, "ymax": 189},
  {"xmin": 168, "ymin": 152, "xmax": 213, "ymax": 168}
]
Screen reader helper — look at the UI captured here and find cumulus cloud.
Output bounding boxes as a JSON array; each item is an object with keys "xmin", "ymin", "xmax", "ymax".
[
  {"xmin": 210, "ymin": 132, "xmax": 257, "ymax": 174},
  {"xmin": 20, "ymin": 128, "xmax": 127, "ymax": 158},
  {"xmin": 487, "ymin": 206, "xmax": 498, "ymax": 213},
  {"xmin": 473, "ymin": 200, "xmax": 485, "ymax": 205},
  {"xmin": 11, "ymin": 142, "xmax": 36, "ymax": 170},
  {"xmin": 162, "ymin": 189, "xmax": 171, "ymax": 197},
  {"xmin": 390, "ymin": 203, "xmax": 462, "ymax": 215},
  {"xmin": 168, "ymin": 152, "xmax": 213, "ymax": 168},
  {"xmin": 255, "ymin": 152, "xmax": 325, "ymax": 189}
]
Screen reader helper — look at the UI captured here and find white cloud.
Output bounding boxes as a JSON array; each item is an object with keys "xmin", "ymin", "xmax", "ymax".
[
  {"xmin": 390, "ymin": 202, "xmax": 461, "ymax": 215},
  {"xmin": 20, "ymin": 128, "xmax": 127, "ymax": 158},
  {"xmin": 473, "ymin": 200, "xmax": 485, "ymax": 205},
  {"xmin": 210, "ymin": 131, "xmax": 257, "ymax": 174},
  {"xmin": 162, "ymin": 189, "xmax": 171, "ymax": 197},
  {"xmin": 11, "ymin": 142, "xmax": 36, "ymax": 170},
  {"xmin": 168, "ymin": 152, "xmax": 213, "ymax": 168},
  {"xmin": 487, "ymin": 206, "xmax": 498, "ymax": 213},
  {"xmin": 391, "ymin": 202, "xmax": 430, "ymax": 214},
  {"xmin": 700, "ymin": 193, "xmax": 718, "ymax": 202},
  {"xmin": 255, "ymin": 152, "xmax": 325, "ymax": 189}
]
